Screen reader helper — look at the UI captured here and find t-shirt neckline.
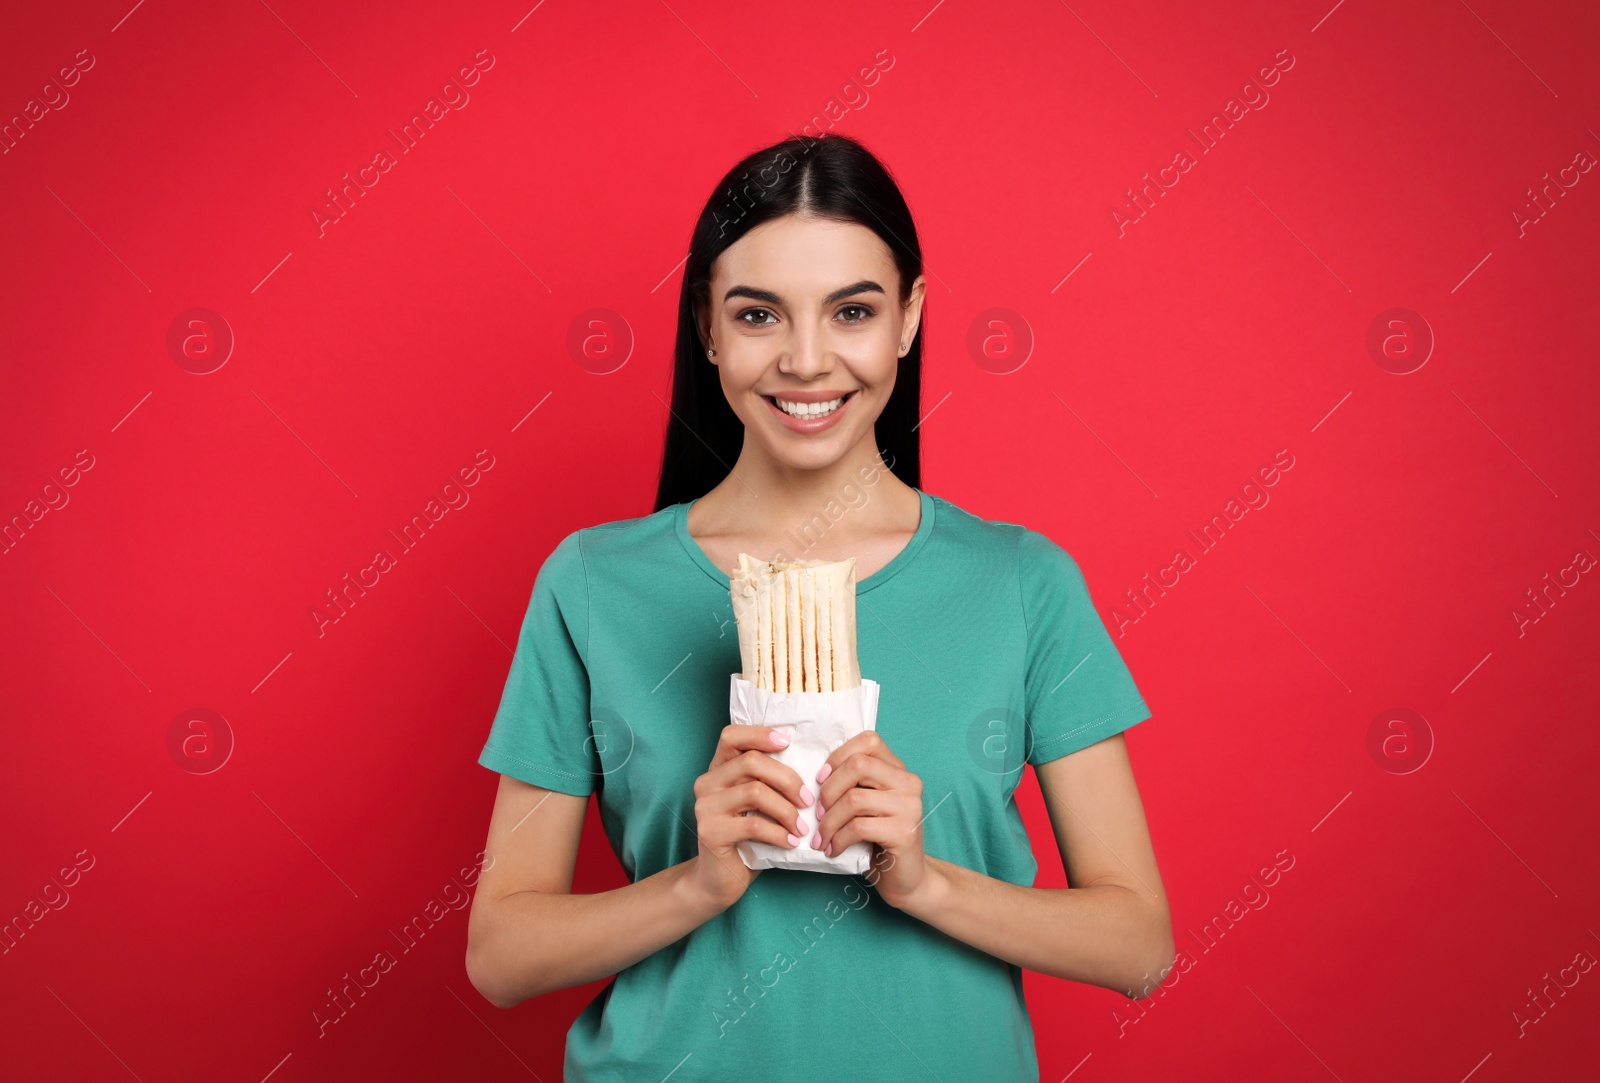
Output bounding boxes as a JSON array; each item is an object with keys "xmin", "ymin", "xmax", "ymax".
[{"xmin": 673, "ymin": 487, "xmax": 936, "ymax": 595}]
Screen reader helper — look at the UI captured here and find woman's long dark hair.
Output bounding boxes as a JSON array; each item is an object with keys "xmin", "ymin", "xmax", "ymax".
[{"xmin": 652, "ymin": 132, "xmax": 924, "ymax": 513}]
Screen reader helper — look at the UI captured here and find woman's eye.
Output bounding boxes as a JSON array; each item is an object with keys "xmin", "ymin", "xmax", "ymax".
[
  {"xmin": 737, "ymin": 309, "xmax": 777, "ymax": 327},
  {"xmin": 838, "ymin": 304, "xmax": 873, "ymax": 323}
]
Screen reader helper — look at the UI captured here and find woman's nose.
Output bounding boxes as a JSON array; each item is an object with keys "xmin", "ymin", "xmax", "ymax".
[{"xmin": 777, "ymin": 330, "xmax": 832, "ymax": 379}]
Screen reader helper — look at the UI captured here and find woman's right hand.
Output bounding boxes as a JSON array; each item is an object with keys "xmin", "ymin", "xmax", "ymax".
[{"xmin": 685, "ymin": 725, "xmax": 812, "ymax": 911}]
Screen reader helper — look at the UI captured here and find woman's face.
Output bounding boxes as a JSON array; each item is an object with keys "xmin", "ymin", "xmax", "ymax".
[{"xmin": 700, "ymin": 215, "xmax": 925, "ymax": 473}]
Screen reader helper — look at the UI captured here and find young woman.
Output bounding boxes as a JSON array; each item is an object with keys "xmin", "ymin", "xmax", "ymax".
[{"xmin": 466, "ymin": 133, "xmax": 1173, "ymax": 1081}]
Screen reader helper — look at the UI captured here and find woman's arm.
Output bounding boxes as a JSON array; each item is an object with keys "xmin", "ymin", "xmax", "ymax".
[
  {"xmin": 904, "ymin": 734, "xmax": 1173, "ymax": 995},
  {"xmin": 466, "ymin": 723, "xmax": 811, "ymax": 1008},
  {"xmin": 465, "ymin": 775, "xmax": 723, "ymax": 1007},
  {"xmin": 816, "ymin": 731, "xmax": 1174, "ymax": 998}
]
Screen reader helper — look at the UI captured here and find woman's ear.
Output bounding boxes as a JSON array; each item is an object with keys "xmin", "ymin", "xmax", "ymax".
[
  {"xmin": 694, "ymin": 300, "xmax": 715, "ymax": 360},
  {"xmin": 901, "ymin": 274, "xmax": 927, "ymax": 348}
]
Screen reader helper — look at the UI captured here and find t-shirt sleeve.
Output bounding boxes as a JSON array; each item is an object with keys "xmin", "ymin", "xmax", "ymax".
[
  {"xmin": 477, "ymin": 530, "xmax": 599, "ymax": 796},
  {"xmin": 1017, "ymin": 528, "xmax": 1152, "ymax": 766}
]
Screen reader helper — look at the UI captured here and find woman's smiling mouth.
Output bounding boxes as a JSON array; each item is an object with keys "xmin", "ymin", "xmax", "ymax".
[{"xmin": 762, "ymin": 390, "xmax": 859, "ymax": 431}]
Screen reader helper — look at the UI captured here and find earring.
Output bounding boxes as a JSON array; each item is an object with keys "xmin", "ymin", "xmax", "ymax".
[
  {"xmin": 707, "ymin": 348, "xmax": 716, "ymax": 359},
  {"xmin": 898, "ymin": 343, "xmax": 908, "ymax": 355}
]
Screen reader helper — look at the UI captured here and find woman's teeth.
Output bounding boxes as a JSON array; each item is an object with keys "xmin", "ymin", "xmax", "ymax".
[{"xmin": 775, "ymin": 396, "xmax": 845, "ymax": 418}]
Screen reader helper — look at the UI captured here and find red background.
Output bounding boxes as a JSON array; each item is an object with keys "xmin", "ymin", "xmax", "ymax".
[{"xmin": 3, "ymin": 0, "xmax": 1597, "ymax": 1079}]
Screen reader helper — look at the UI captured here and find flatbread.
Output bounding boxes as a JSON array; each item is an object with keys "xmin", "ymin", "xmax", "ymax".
[
  {"xmin": 799, "ymin": 567, "xmax": 816, "ymax": 692},
  {"xmin": 782, "ymin": 568, "xmax": 800, "ymax": 691},
  {"xmin": 731, "ymin": 553, "xmax": 860, "ymax": 691},
  {"xmin": 827, "ymin": 557, "xmax": 860, "ymax": 688},
  {"xmin": 732, "ymin": 553, "xmax": 761, "ymax": 682},
  {"xmin": 816, "ymin": 564, "xmax": 834, "ymax": 691},
  {"xmin": 757, "ymin": 565, "xmax": 772, "ymax": 691}
]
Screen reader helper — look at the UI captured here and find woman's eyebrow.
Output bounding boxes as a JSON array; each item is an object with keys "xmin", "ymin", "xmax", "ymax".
[{"xmin": 722, "ymin": 280, "xmax": 886, "ymax": 306}]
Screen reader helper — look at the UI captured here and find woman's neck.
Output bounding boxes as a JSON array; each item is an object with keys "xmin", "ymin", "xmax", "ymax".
[{"xmin": 685, "ymin": 431, "xmax": 921, "ymax": 572}]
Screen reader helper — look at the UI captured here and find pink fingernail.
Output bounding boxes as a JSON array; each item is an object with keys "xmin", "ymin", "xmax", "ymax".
[
  {"xmin": 772, "ymin": 731, "xmax": 790, "ymax": 746},
  {"xmin": 817, "ymin": 763, "xmax": 833, "ymax": 783},
  {"xmin": 825, "ymin": 841, "xmax": 834, "ymax": 856},
  {"xmin": 817, "ymin": 801, "xmax": 825, "ymax": 818},
  {"xmin": 799, "ymin": 786, "xmax": 813, "ymax": 806},
  {"xmin": 810, "ymin": 831, "xmax": 821, "ymax": 849},
  {"xmin": 786, "ymin": 833, "xmax": 801, "ymax": 847}
]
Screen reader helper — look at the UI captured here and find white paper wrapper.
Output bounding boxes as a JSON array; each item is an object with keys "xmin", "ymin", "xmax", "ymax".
[{"xmin": 729, "ymin": 674, "xmax": 881, "ymax": 875}]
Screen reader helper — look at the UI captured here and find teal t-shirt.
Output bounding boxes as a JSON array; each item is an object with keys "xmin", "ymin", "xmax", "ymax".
[{"xmin": 478, "ymin": 488, "xmax": 1152, "ymax": 1082}]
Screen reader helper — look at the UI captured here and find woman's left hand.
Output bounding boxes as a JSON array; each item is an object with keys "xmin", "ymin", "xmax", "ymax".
[{"xmin": 813, "ymin": 730, "xmax": 931, "ymax": 910}]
